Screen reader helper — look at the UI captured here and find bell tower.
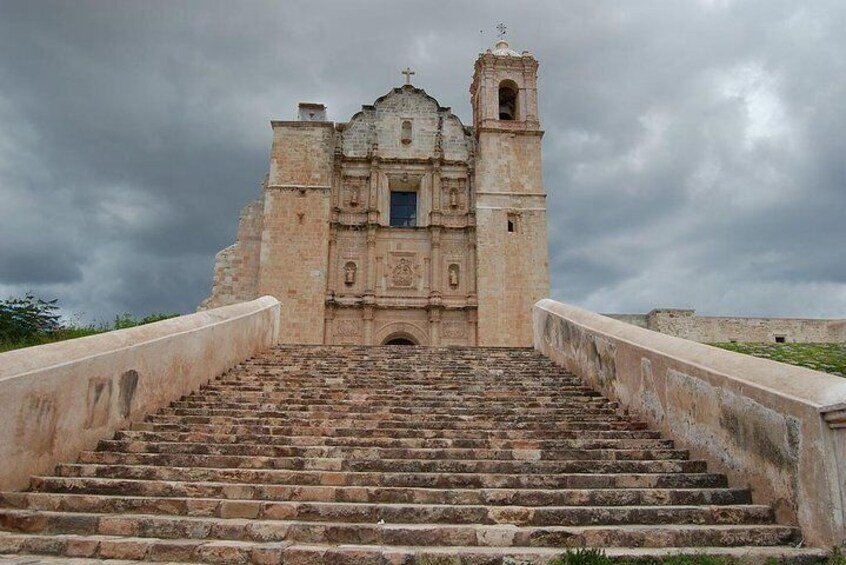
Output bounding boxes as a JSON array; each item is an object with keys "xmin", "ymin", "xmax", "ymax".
[{"xmin": 471, "ymin": 39, "xmax": 550, "ymax": 346}]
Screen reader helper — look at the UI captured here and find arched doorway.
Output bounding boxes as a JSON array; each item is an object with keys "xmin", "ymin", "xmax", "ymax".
[
  {"xmin": 382, "ymin": 333, "xmax": 419, "ymax": 346},
  {"xmin": 375, "ymin": 322, "xmax": 429, "ymax": 346}
]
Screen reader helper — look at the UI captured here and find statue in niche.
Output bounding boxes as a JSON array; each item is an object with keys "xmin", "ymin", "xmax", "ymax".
[
  {"xmin": 449, "ymin": 187, "xmax": 459, "ymax": 208},
  {"xmin": 349, "ymin": 187, "xmax": 359, "ymax": 207},
  {"xmin": 448, "ymin": 264, "xmax": 460, "ymax": 287},
  {"xmin": 344, "ymin": 262, "xmax": 357, "ymax": 285},
  {"xmin": 401, "ymin": 120, "xmax": 412, "ymax": 145}
]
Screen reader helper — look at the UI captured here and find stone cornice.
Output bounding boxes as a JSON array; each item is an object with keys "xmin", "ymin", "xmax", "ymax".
[
  {"xmin": 270, "ymin": 120, "xmax": 335, "ymax": 129},
  {"xmin": 266, "ymin": 184, "xmax": 332, "ymax": 191}
]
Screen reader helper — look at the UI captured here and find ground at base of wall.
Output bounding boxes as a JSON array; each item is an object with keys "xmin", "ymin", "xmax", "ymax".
[
  {"xmin": 711, "ymin": 343, "xmax": 846, "ymax": 377},
  {"xmin": 0, "ymin": 549, "xmax": 835, "ymax": 565},
  {"xmin": 548, "ymin": 548, "xmax": 837, "ymax": 565}
]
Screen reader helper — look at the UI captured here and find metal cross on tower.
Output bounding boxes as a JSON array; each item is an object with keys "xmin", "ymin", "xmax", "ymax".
[
  {"xmin": 401, "ymin": 67, "xmax": 415, "ymax": 84},
  {"xmin": 496, "ymin": 23, "xmax": 507, "ymax": 39}
]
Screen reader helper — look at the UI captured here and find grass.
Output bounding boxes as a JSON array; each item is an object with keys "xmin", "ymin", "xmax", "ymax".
[
  {"xmin": 0, "ymin": 326, "xmax": 104, "ymax": 353},
  {"xmin": 710, "ymin": 342, "xmax": 846, "ymax": 377},
  {"xmin": 0, "ymin": 312, "xmax": 179, "ymax": 353},
  {"xmin": 548, "ymin": 547, "xmax": 845, "ymax": 565}
]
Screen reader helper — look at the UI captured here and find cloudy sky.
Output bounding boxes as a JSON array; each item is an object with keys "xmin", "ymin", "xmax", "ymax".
[{"xmin": 1, "ymin": 0, "xmax": 845, "ymax": 323}]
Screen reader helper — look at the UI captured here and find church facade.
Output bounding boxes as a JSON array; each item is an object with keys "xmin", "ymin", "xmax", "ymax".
[{"xmin": 201, "ymin": 40, "xmax": 549, "ymax": 347}]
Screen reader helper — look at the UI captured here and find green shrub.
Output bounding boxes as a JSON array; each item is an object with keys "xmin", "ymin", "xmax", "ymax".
[
  {"xmin": 0, "ymin": 293, "xmax": 61, "ymax": 343},
  {"xmin": 0, "ymin": 293, "xmax": 181, "ymax": 353}
]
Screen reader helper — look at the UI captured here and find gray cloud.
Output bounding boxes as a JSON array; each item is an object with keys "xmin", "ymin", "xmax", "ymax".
[{"xmin": 0, "ymin": 0, "xmax": 844, "ymax": 322}]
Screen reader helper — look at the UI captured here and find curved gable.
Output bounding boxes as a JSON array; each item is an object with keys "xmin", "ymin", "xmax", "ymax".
[{"xmin": 340, "ymin": 85, "xmax": 473, "ymax": 161}]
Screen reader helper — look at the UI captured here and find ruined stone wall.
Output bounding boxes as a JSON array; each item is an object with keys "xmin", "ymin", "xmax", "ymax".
[
  {"xmin": 603, "ymin": 313, "xmax": 648, "ymax": 328},
  {"xmin": 200, "ymin": 199, "xmax": 263, "ymax": 310},
  {"xmin": 534, "ymin": 298, "xmax": 846, "ymax": 548},
  {"xmin": 610, "ymin": 308, "xmax": 846, "ymax": 343}
]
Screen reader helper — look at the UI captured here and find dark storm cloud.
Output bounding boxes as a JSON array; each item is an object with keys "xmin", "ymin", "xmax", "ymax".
[{"xmin": 0, "ymin": 0, "xmax": 844, "ymax": 321}]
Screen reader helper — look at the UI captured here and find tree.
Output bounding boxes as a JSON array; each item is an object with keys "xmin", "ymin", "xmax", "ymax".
[{"xmin": 0, "ymin": 293, "xmax": 62, "ymax": 343}]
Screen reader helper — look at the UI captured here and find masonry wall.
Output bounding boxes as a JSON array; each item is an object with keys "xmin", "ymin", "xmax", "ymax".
[
  {"xmin": 534, "ymin": 298, "xmax": 846, "ymax": 548},
  {"xmin": 200, "ymin": 199, "xmax": 263, "ymax": 310},
  {"xmin": 475, "ymin": 130, "xmax": 549, "ymax": 347},
  {"xmin": 0, "ymin": 297, "xmax": 280, "ymax": 492},
  {"xmin": 258, "ymin": 122, "xmax": 334, "ymax": 345},
  {"xmin": 608, "ymin": 309, "xmax": 846, "ymax": 343}
]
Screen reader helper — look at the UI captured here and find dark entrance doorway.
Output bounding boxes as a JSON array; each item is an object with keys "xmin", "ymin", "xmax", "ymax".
[{"xmin": 384, "ymin": 338, "xmax": 416, "ymax": 346}]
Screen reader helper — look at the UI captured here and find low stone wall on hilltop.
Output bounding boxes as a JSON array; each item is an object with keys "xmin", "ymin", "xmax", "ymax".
[
  {"xmin": 0, "ymin": 296, "xmax": 281, "ymax": 492},
  {"xmin": 607, "ymin": 308, "xmax": 846, "ymax": 343},
  {"xmin": 534, "ymin": 298, "xmax": 846, "ymax": 548}
]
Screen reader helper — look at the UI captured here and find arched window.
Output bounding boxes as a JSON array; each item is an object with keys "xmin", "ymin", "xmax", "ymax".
[{"xmin": 498, "ymin": 80, "xmax": 519, "ymax": 121}]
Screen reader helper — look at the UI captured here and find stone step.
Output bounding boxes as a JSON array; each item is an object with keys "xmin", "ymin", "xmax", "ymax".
[
  {"xmin": 2, "ymin": 536, "xmax": 822, "ymax": 565},
  {"xmin": 75, "ymin": 452, "xmax": 707, "ymax": 475},
  {"xmin": 95, "ymin": 440, "xmax": 689, "ymax": 462},
  {"xmin": 195, "ymin": 389, "xmax": 604, "ymax": 402},
  {"xmin": 157, "ymin": 408, "xmax": 623, "ymax": 423},
  {"xmin": 142, "ymin": 415, "xmax": 646, "ymax": 431},
  {"xmin": 165, "ymin": 403, "xmax": 620, "ymax": 417},
  {"xmin": 113, "ymin": 430, "xmax": 675, "ymax": 450},
  {"xmin": 202, "ymin": 387, "xmax": 604, "ymax": 399},
  {"xmin": 0, "ymin": 510, "xmax": 800, "ymax": 548},
  {"xmin": 28, "ymin": 477, "xmax": 751, "ymax": 507},
  {"xmin": 53, "ymin": 464, "xmax": 729, "ymax": 489},
  {"xmin": 0, "ymin": 494, "xmax": 774, "ymax": 526},
  {"xmin": 131, "ymin": 422, "xmax": 656, "ymax": 440},
  {"xmin": 0, "ymin": 344, "xmax": 808, "ymax": 562}
]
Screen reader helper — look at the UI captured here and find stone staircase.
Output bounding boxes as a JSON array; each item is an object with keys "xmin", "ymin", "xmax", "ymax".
[{"xmin": 0, "ymin": 345, "xmax": 823, "ymax": 563}]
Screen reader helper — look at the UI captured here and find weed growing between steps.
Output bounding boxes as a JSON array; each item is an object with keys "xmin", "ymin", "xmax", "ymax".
[
  {"xmin": 711, "ymin": 342, "xmax": 846, "ymax": 377},
  {"xmin": 548, "ymin": 547, "xmax": 843, "ymax": 565}
]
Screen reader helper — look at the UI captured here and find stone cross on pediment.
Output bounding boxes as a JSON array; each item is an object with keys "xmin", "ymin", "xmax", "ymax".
[{"xmin": 402, "ymin": 67, "xmax": 415, "ymax": 84}]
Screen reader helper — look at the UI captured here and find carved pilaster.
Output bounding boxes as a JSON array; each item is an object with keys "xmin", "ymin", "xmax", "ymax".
[
  {"xmin": 363, "ymin": 305, "xmax": 375, "ymax": 345},
  {"xmin": 466, "ymin": 230, "xmax": 476, "ymax": 300},
  {"xmin": 365, "ymin": 225, "xmax": 377, "ymax": 298},
  {"xmin": 430, "ymin": 227, "xmax": 442, "ymax": 298},
  {"xmin": 468, "ymin": 308, "xmax": 478, "ymax": 346},
  {"xmin": 431, "ymin": 163, "xmax": 442, "ymax": 225},
  {"xmin": 428, "ymin": 306, "xmax": 442, "ymax": 346},
  {"xmin": 324, "ymin": 303, "xmax": 335, "ymax": 344},
  {"xmin": 327, "ymin": 231, "xmax": 338, "ymax": 296},
  {"xmin": 368, "ymin": 156, "xmax": 381, "ymax": 225}
]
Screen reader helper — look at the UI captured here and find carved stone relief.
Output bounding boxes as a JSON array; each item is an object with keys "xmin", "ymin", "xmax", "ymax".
[
  {"xmin": 335, "ymin": 318, "xmax": 362, "ymax": 345},
  {"xmin": 442, "ymin": 321, "xmax": 467, "ymax": 340},
  {"xmin": 442, "ymin": 178, "xmax": 467, "ymax": 213},
  {"xmin": 441, "ymin": 241, "xmax": 466, "ymax": 258},
  {"xmin": 392, "ymin": 258, "xmax": 414, "ymax": 288},
  {"xmin": 343, "ymin": 176, "xmax": 368, "ymax": 209}
]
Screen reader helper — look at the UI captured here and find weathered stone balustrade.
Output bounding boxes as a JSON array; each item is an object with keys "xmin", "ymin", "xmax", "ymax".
[
  {"xmin": 534, "ymin": 298, "xmax": 846, "ymax": 548},
  {"xmin": 0, "ymin": 296, "xmax": 280, "ymax": 491}
]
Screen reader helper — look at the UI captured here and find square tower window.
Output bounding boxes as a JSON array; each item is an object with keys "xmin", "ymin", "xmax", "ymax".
[{"xmin": 390, "ymin": 191, "xmax": 417, "ymax": 227}]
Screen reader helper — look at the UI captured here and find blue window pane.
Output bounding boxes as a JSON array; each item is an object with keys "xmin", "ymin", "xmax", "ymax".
[{"xmin": 390, "ymin": 191, "xmax": 417, "ymax": 227}]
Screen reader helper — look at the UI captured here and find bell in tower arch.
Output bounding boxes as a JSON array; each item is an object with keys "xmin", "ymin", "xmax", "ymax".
[{"xmin": 498, "ymin": 80, "xmax": 518, "ymax": 121}]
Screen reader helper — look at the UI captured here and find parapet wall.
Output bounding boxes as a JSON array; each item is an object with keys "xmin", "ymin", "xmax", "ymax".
[
  {"xmin": 607, "ymin": 309, "xmax": 846, "ymax": 343},
  {"xmin": 534, "ymin": 299, "xmax": 846, "ymax": 548},
  {"xmin": 0, "ymin": 296, "xmax": 281, "ymax": 492}
]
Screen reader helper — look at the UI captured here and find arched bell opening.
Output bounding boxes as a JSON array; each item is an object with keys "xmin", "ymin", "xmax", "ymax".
[{"xmin": 498, "ymin": 80, "xmax": 519, "ymax": 121}]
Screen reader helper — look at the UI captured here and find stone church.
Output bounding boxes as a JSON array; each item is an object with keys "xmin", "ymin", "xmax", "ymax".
[{"xmin": 201, "ymin": 39, "xmax": 549, "ymax": 347}]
